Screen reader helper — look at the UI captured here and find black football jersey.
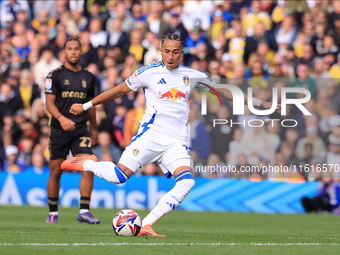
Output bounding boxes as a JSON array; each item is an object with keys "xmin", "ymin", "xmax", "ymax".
[{"xmin": 45, "ymin": 65, "xmax": 95, "ymax": 130}]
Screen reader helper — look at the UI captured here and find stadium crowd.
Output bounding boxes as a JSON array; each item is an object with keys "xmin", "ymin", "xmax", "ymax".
[{"xmin": 1, "ymin": 0, "xmax": 340, "ymax": 182}]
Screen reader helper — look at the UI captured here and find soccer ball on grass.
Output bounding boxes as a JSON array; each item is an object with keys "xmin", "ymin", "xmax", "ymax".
[{"xmin": 112, "ymin": 209, "xmax": 142, "ymax": 236}]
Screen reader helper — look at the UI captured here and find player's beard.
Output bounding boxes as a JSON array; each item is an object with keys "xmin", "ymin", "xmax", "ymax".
[{"xmin": 66, "ymin": 56, "xmax": 80, "ymax": 67}]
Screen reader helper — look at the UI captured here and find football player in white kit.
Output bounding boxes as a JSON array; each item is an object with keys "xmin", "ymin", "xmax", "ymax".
[{"xmin": 61, "ymin": 33, "xmax": 280, "ymax": 236}]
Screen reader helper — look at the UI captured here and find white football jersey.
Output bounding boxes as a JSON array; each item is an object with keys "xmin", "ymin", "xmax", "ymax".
[{"xmin": 125, "ymin": 60, "xmax": 216, "ymax": 141}]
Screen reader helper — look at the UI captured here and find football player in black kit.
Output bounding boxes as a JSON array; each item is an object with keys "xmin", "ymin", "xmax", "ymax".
[{"xmin": 45, "ymin": 38, "xmax": 100, "ymax": 224}]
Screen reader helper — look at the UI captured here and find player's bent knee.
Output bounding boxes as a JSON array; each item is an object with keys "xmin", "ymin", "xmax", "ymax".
[{"xmin": 114, "ymin": 165, "xmax": 129, "ymax": 183}]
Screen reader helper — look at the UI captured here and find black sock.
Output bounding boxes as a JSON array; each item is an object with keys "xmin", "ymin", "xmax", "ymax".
[
  {"xmin": 48, "ymin": 197, "xmax": 58, "ymax": 212},
  {"xmin": 80, "ymin": 196, "xmax": 90, "ymax": 211}
]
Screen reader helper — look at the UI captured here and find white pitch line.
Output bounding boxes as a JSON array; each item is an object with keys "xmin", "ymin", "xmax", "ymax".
[
  {"xmin": 1, "ymin": 231, "xmax": 338, "ymax": 240},
  {"xmin": 0, "ymin": 242, "xmax": 339, "ymax": 246}
]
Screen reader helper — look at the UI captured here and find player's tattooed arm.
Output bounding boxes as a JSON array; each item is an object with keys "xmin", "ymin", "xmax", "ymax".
[
  {"xmin": 213, "ymin": 87, "xmax": 282, "ymax": 113},
  {"xmin": 70, "ymin": 81, "xmax": 132, "ymax": 115},
  {"xmin": 46, "ymin": 94, "xmax": 76, "ymax": 131}
]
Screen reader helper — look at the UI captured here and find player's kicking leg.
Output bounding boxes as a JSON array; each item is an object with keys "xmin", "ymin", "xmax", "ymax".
[{"xmin": 61, "ymin": 156, "xmax": 195, "ymax": 237}]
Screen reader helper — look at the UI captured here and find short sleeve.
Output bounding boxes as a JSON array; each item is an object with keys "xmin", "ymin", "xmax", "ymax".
[
  {"xmin": 125, "ymin": 70, "xmax": 143, "ymax": 92},
  {"xmin": 196, "ymin": 74, "xmax": 217, "ymax": 91},
  {"xmin": 87, "ymin": 74, "xmax": 95, "ymax": 99},
  {"xmin": 45, "ymin": 71, "xmax": 58, "ymax": 95}
]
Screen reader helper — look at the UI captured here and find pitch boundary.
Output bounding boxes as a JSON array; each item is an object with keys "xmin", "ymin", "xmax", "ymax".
[{"xmin": 0, "ymin": 242, "xmax": 339, "ymax": 246}]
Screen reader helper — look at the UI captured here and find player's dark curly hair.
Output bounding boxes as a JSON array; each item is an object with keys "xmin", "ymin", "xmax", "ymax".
[
  {"xmin": 63, "ymin": 37, "xmax": 82, "ymax": 49},
  {"xmin": 161, "ymin": 33, "xmax": 183, "ymax": 47}
]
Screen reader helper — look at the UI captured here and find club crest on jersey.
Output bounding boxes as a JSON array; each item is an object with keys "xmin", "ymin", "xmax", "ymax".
[
  {"xmin": 133, "ymin": 149, "xmax": 139, "ymax": 156},
  {"xmin": 82, "ymin": 79, "xmax": 87, "ymax": 88},
  {"xmin": 183, "ymin": 76, "xmax": 190, "ymax": 85},
  {"xmin": 159, "ymin": 88, "xmax": 187, "ymax": 101},
  {"xmin": 64, "ymin": 79, "xmax": 70, "ymax": 85}
]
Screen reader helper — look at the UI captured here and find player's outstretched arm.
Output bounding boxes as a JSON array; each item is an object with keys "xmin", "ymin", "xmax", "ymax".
[
  {"xmin": 214, "ymin": 87, "xmax": 282, "ymax": 113},
  {"xmin": 70, "ymin": 81, "xmax": 132, "ymax": 115}
]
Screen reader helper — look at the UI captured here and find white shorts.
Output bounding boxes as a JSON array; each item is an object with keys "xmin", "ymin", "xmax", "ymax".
[{"xmin": 119, "ymin": 128, "xmax": 192, "ymax": 174}]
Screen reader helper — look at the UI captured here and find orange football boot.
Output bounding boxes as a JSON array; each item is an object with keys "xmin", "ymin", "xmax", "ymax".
[
  {"xmin": 61, "ymin": 155, "xmax": 98, "ymax": 171},
  {"xmin": 137, "ymin": 224, "xmax": 165, "ymax": 237}
]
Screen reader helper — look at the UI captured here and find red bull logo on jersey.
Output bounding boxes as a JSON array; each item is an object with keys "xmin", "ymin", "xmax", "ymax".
[{"xmin": 159, "ymin": 88, "xmax": 187, "ymax": 101}]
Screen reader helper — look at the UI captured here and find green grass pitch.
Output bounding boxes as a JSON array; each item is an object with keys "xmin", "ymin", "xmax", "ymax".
[{"xmin": 0, "ymin": 206, "xmax": 339, "ymax": 255}]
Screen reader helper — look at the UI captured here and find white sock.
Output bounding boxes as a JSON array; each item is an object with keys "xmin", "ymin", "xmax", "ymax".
[
  {"xmin": 49, "ymin": 211, "xmax": 59, "ymax": 216},
  {"xmin": 83, "ymin": 160, "xmax": 126, "ymax": 184},
  {"xmin": 79, "ymin": 209, "xmax": 89, "ymax": 214},
  {"xmin": 142, "ymin": 179, "xmax": 195, "ymax": 226}
]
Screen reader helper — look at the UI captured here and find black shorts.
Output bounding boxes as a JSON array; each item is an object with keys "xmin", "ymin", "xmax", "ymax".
[{"xmin": 49, "ymin": 126, "xmax": 93, "ymax": 160}]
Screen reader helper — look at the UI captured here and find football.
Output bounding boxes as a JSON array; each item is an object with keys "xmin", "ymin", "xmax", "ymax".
[{"xmin": 112, "ymin": 209, "xmax": 142, "ymax": 236}]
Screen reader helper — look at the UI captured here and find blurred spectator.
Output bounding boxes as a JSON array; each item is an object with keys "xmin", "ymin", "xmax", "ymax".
[
  {"xmin": 68, "ymin": 0, "xmax": 88, "ymax": 16},
  {"xmin": 38, "ymin": 134, "xmax": 50, "ymax": 162},
  {"xmin": 227, "ymin": 128, "xmax": 244, "ymax": 166},
  {"xmin": 295, "ymin": 44, "xmax": 316, "ymax": 69},
  {"xmin": 224, "ymin": 19, "xmax": 245, "ymax": 64},
  {"xmin": 220, "ymin": 53, "xmax": 233, "ymax": 78},
  {"xmin": 31, "ymin": 8, "xmax": 57, "ymax": 32},
  {"xmin": 26, "ymin": 153, "xmax": 49, "ymax": 174},
  {"xmin": 295, "ymin": 125, "xmax": 327, "ymax": 160},
  {"xmin": 329, "ymin": 115, "xmax": 340, "ymax": 140},
  {"xmin": 242, "ymin": 0, "xmax": 272, "ymax": 37},
  {"xmin": 311, "ymin": 23, "xmax": 326, "ymax": 55},
  {"xmin": 34, "ymin": 48, "xmax": 62, "ymax": 91},
  {"xmin": 242, "ymin": 126, "xmax": 276, "ymax": 165},
  {"xmin": 131, "ymin": 2, "xmax": 147, "ymax": 30},
  {"xmin": 142, "ymin": 163, "xmax": 160, "ymax": 176},
  {"xmin": 107, "ymin": 18, "xmax": 129, "ymax": 52},
  {"xmin": 106, "ymin": 1, "xmax": 134, "ymax": 36},
  {"xmin": 182, "ymin": 0, "xmax": 214, "ymax": 31},
  {"xmin": 33, "ymin": 1, "xmax": 57, "ymax": 19},
  {"xmin": 0, "ymin": 83, "xmax": 23, "ymax": 116},
  {"xmin": 165, "ymin": 13, "xmax": 188, "ymax": 42},
  {"xmin": 143, "ymin": 2, "xmax": 169, "ymax": 38},
  {"xmin": 124, "ymin": 92, "xmax": 145, "ymax": 146},
  {"xmin": 210, "ymin": 106, "xmax": 234, "ymax": 162},
  {"xmin": 11, "ymin": 21, "xmax": 35, "ymax": 48},
  {"xmin": 244, "ymin": 22, "xmax": 278, "ymax": 64},
  {"xmin": 291, "ymin": 63, "xmax": 317, "ymax": 100},
  {"xmin": 79, "ymin": 31, "xmax": 98, "ymax": 68},
  {"xmin": 128, "ymin": 29, "xmax": 147, "ymax": 64},
  {"xmin": 144, "ymin": 35, "xmax": 162, "ymax": 65},
  {"xmin": 328, "ymin": 0, "xmax": 340, "ymax": 29},
  {"xmin": 190, "ymin": 103, "xmax": 211, "ymax": 163},
  {"xmin": 89, "ymin": 17, "xmax": 108, "ymax": 48},
  {"xmin": 207, "ymin": 5, "xmax": 228, "ymax": 45},
  {"xmin": 3, "ymin": 145, "xmax": 25, "ymax": 173},
  {"xmin": 298, "ymin": 143, "xmax": 314, "ymax": 179},
  {"xmin": 329, "ymin": 53, "xmax": 340, "ymax": 84},
  {"xmin": 18, "ymin": 69, "xmax": 40, "ymax": 109},
  {"xmin": 71, "ymin": 9, "xmax": 88, "ymax": 32},
  {"xmin": 17, "ymin": 136, "xmax": 34, "ymax": 168},
  {"xmin": 319, "ymin": 35, "xmax": 339, "ymax": 56},
  {"xmin": 93, "ymin": 131, "xmax": 122, "ymax": 164},
  {"xmin": 319, "ymin": 134, "xmax": 340, "ymax": 180},
  {"xmin": 301, "ymin": 171, "xmax": 340, "ymax": 213},
  {"xmin": 275, "ymin": 14, "xmax": 297, "ymax": 53},
  {"xmin": 281, "ymin": 141, "xmax": 299, "ymax": 165},
  {"xmin": 0, "ymin": 0, "xmax": 31, "ymax": 27},
  {"xmin": 1, "ymin": 111, "xmax": 21, "ymax": 145},
  {"xmin": 310, "ymin": 58, "xmax": 332, "ymax": 92}
]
